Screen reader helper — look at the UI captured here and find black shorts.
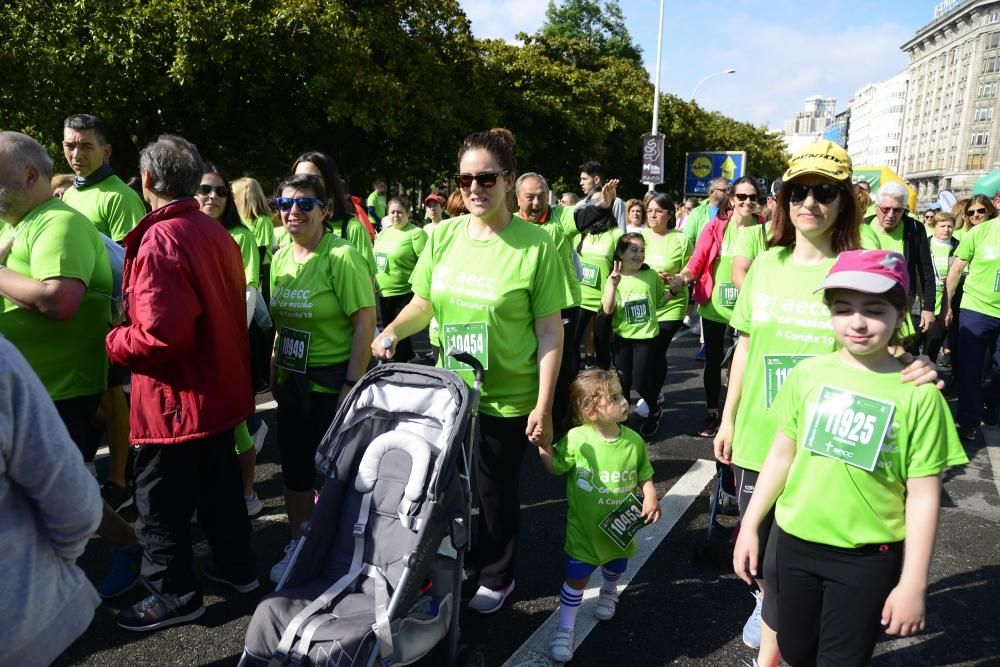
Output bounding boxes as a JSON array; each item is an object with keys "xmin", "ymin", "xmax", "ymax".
[
  {"xmin": 54, "ymin": 392, "xmax": 103, "ymax": 462},
  {"xmin": 276, "ymin": 390, "xmax": 340, "ymax": 491}
]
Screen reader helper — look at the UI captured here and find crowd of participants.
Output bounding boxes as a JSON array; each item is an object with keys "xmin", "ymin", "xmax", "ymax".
[{"xmin": 0, "ymin": 114, "xmax": 994, "ymax": 666}]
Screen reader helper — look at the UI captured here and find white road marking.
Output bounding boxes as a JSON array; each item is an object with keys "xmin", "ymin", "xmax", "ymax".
[{"xmin": 502, "ymin": 459, "xmax": 717, "ymax": 667}]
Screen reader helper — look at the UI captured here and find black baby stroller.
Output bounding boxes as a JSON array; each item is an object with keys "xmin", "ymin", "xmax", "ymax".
[
  {"xmin": 693, "ymin": 461, "xmax": 738, "ymax": 563},
  {"xmin": 239, "ymin": 352, "xmax": 484, "ymax": 667}
]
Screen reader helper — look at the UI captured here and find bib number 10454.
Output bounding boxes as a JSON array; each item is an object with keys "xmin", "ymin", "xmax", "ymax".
[{"xmin": 442, "ymin": 322, "xmax": 489, "ymax": 371}]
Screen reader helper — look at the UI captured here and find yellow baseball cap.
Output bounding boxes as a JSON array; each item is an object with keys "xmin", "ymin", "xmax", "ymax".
[{"xmin": 783, "ymin": 140, "xmax": 853, "ymax": 182}]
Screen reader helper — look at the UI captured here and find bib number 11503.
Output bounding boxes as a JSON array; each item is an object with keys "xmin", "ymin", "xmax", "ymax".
[{"xmin": 802, "ymin": 386, "xmax": 895, "ymax": 471}]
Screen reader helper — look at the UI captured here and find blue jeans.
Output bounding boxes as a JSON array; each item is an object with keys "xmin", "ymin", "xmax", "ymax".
[{"xmin": 956, "ymin": 308, "xmax": 1000, "ymax": 428}]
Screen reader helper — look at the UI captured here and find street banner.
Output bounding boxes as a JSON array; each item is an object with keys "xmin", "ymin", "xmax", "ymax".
[
  {"xmin": 684, "ymin": 151, "xmax": 746, "ymax": 196},
  {"xmin": 640, "ymin": 133, "xmax": 665, "ymax": 185}
]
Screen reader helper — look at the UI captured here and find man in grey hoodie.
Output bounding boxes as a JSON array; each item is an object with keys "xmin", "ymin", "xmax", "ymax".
[{"xmin": 0, "ymin": 336, "xmax": 103, "ymax": 664}]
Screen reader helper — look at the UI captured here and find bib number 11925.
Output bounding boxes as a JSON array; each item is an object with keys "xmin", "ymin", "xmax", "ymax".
[{"xmin": 802, "ymin": 386, "xmax": 895, "ymax": 472}]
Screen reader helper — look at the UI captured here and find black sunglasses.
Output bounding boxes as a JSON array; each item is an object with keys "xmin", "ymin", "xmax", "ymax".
[
  {"xmin": 787, "ymin": 183, "xmax": 840, "ymax": 205},
  {"xmin": 453, "ymin": 170, "xmax": 509, "ymax": 190},
  {"xmin": 197, "ymin": 184, "xmax": 229, "ymax": 198},
  {"xmin": 733, "ymin": 193, "xmax": 757, "ymax": 203},
  {"xmin": 967, "ymin": 207, "xmax": 988, "ymax": 216},
  {"xmin": 275, "ymin": 196, "xmax": 323, "ymax": 213}
]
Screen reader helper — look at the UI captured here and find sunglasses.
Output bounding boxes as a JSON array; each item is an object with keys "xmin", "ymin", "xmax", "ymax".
[
  {"xmin": 453, "ymin": 170, "xmax": 509, "ymax": 190},
  {"xmin": 967, "ymin": 207, "xmax": 988, "ymax": 216},
  {"xmin": 877, "ymin": 205, "xmax": 905, "ymax": 216},
  {"xmin": 787, "ymin": 183, "xmax": 840, "ymax": 205},
  {"xmin": 197, "ymin": 184, "xmax": 229, "ymax": 198},
  {"xmin": 733, "ymin": 193, "xmax": 757, "ymax": 203},
  {"xmin": 275, "ymin": 196, "xmax": 323, "ymax": 213}
]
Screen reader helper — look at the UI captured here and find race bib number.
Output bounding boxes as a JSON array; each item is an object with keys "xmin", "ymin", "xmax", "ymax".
[
  {"xmin": 276, "ymin": 327, "xmax": 310, "ymax": 373},
  {"xmin": 580, "ymin": 262, "xmax": 600, "ymax": 288},
  {"xmin": 442, "ymin": 322, "xmax": 489, "ymax": 371},
  {"xmin": 994, "ymin": 269, "xmax": 1000, "ymax": 293},
  {"xmin": 718, "ymin": 282, "xmax": 738, "ymax": 308},
  {"xmin": 763, "ymin": 354, "xmax": 813, "ymax": 408},
  {"xmin": 375, "ymin": 252, "xmax": 389, "ymax": 274},
  {"xmin": 598, "ymin": 492, "xmax": 645, "ymax": 550},
  {"xmin": 623, "ymin": 298, "xmax": 650, "ymax": 325},
  {"xmin": 802, "ymin": 386, "xmax": 895, "ymax": 472}
]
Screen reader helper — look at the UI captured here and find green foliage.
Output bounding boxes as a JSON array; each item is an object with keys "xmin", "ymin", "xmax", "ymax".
[{"xmin": 0, "ymin": 0, "xmax": 786, "ymax": 201}]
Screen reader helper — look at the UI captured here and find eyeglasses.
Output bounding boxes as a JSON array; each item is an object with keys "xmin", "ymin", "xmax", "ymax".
[
  {"xmin": 711, "ymin": 188, "xmax": 730, "ymax": 195},
  {"xmin": 453, "ymin": 170, "xmax": 509, "ymax": 190},
  {"xmin": 733, "ymin": 193, "xmax": 757, "ymax": 203},
  {"xmin": 967, "ymin": 207, "xmax": 988, "ymax": 216},
  {"xmin": 275, "ymin": 196, "xmax": 323, "ymax": 213},
  {"xmin": 877, "ymin": 205, "xmax": 905, "ymax": 216},
  {"xmin": 787, "ymin": 183, "xmax": 840, "ymax": 205},
  {"xmin": 197, "ymin": 184, "xmax": 229, "ymax": 198}
]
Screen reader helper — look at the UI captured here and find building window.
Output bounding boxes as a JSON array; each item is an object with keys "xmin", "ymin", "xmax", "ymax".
[
  {"xmin": 984, "ymin": 56, "xmax": 1000, "ymax": 73},
  {"xmin": 968, "ymin": 154, "xmax": 987, "ymax": 170},
  {"xmin": 989, "ymin": 32, "xmax": 1000, "ymax": 49},
  {"xmin": 975, "ymin": 107, "xmax": 995, "ymax": 122},
  {"xmin": 971, "ymin": 130, "xmax": 991, "ymax": 146},
  {"xmin": 977, "ymin": 81, "xmax": 999, "ymax": 98},
  {"xmin": 990, "ymin": 9, "xmax": 1000, "ymax": 24}
]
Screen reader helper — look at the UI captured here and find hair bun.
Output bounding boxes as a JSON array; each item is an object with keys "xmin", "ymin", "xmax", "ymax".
[{"xmin": 489, "ymin": 127, "xmax": 515, "ymax": 149}]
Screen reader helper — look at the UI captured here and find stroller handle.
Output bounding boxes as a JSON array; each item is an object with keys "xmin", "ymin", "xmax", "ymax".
[{"xmin": 445, "ymin": 347, "xmax": 485, "ymax": 384}]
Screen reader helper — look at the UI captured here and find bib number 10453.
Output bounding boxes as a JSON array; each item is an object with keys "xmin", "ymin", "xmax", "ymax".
[{"xmin": 802, "ymin": 386, "xmax": 895, "ymax": 472}]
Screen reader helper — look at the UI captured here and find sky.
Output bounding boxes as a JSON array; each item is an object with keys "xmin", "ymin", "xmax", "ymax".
[{"xmin": 461, "ymin": 0, "xmax": 941, "ymax": 130}]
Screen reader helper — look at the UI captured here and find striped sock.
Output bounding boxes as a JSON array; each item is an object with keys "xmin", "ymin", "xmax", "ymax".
[
  {"xmin": 601, "ymin": 567, "xmax": 621, "ymax": 594},
  {"xmin": 558, "ymin": 582, "xmax": 583, "ymax": 631}
]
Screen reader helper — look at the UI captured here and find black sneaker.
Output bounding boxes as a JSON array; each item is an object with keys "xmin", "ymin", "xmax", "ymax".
[
  {"xmin": 959, "ymin": 425, "xmax": 980, "ymax": 442},
  {"xmin": 938, "ymin": 351, "xmax": 952, "ymax": 369},
  {"xmin": 204, "ymin": 564, "xmax": 260, "ymax": 593},
  {"xmin": 117, "ymin": 593, "xmax": 204, "ymax": 632},
  {"xmin": 582, "ymin": 355, "xmax": 597, "ymax": 370},
  {"xmin": 698, "ymin": 412, "xmax": 720, "ymax": 438},
  {"xmin": 639, "ymin": 408, "xmax": 662, "ymax": 438},
  {"xmin": 101, "ymin": 481, "xmax": 133, "ymax": 512},
  {"xmin": 983, "ymin": 404, "xmax": 1000, "ymax": 426}
]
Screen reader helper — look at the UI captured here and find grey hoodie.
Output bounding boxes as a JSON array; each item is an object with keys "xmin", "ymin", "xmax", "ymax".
[{"xmin": 0, "ymin": 337, "xmax": 102, "ymax": 665}]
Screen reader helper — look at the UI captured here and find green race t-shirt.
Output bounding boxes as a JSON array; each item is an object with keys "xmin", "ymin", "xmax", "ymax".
[
  {"xmin": 929, "ymin": 237, "xmax": 953, "ymax": 313},
  {"xmin": 729, "ymin": 247, "xmax": 838, "ymax": 471},
  {"xmin": 955, "ymin": 219, "xmax": 1000, "ymax": 319},
  {"xmin": 61, "ymin": 173, "xmax": 146, "ymax": 243},
  {"xmin": 868, "ymin": 220, "xmax": 904, "ymax": 253},
  {"xmin": 273, "ymin": 225, "xmax": 290, "ymax": 251},
  {"xmin": 373, "ymin": 222, "xmax": 427, "ymax": 296},
  {"xmin": 772, "ymin": 353, "xmax": 967, "ymax": 548},
  {"xmin": 269, "ymin": 234, "xmax": 375, "ymax": 392},
  {"xmin": 229, "ymin": 225, "xmax": 260, "ymax": 288},
  {"xmin": 641, "ymin": 229, "xmax": 693, "ymax": 322},
  {"xmin": 366, "ymin": 191, "xmax": 387, "ymax": 222},
  {"xmin": 698, "ymin": 220, "xmax": 751, "ymax": 324},
  {"xmin": 331, "ymin": 217, "xmax": 377, "ymax": 277},
  {"xmin": 535, "ymin": 205, "xmax": 581, "ymax": 308},
  {"xmin": 552, "ymin": 424, "xmax": 654, "ymax": 564},
  {"xmin": 0, "ymin": 198, "xmax": 112, "ymax": 400},
  {"xmin": 859, "ymin": 223, "xmax": 881, "ymax": 250},
  {"xmin": 410, "ymin": 215, "xmax": 569, "ymax": 417},
  {"xmin": 578, "ymin": 228, "xmax": 623, "ymax": 312},
  {"xmin": 245, "ymin": 214, "xmax": 275, "ymax": 265},
  {"xmin": 732, "ymin": 221, "xmax": 772, "ymax": 263},
  {"xmin": 611, "ymin": 269, "xmax": 664, "ymax": 340}
]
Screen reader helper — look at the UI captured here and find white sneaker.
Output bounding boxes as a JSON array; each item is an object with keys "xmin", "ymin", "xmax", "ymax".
[
  {"xmin": 245, "ymin": 491, "xmax": 263, "ymax": 518},
  {"xmin": 549, "ymin": 626, "xmax": 575, "ymax": 662},
  {"xmin": 467, "ymin": 580, "xmax": 515, "ymax": 614},
  {"xmin": 657, "ymin": 391, "xmax": 666, "ymax": 405},
  {"xmin": 269, "ymin": 539, "xmax": 298, "ymax": 584},
  {"xmin": 595, "ymin": 588, "xmax": 619, "ymax": 620},
  {"xmin": 251, "ymin": 421, "xmax": 269, "ymax": 454},
  {"xmin": 742, "ymin": 589, "xmax": 763, "ymax": 649},
  {"xmin": 633, "ymin": 399, "xmax": 650, "ymax": 418}
]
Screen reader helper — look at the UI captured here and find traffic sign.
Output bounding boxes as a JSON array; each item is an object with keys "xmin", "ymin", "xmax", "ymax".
[{"xmin": 684, "ymin": 151, "xmax": 746, "ymax": 196}]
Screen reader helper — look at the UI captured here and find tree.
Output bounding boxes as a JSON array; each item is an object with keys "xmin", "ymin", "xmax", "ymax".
[{"xmin": 534, "ymin": 0, "xmax": 643, "ymax": 67}]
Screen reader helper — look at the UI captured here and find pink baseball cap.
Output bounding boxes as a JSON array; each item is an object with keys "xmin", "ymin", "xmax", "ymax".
[{"xmin": 815, "ymin": 249, "xmax": 910, "ymax": 295}]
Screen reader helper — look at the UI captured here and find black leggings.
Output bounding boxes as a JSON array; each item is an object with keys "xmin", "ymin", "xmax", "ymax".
[
  {"xmin": 554, "ymin": 307, "xmax": 580, "ymax": 440},
  {"xmin": 701, "ymin": 317, "xmax": 728, "ymax": 412},
  {"xmin": 379, "ymin": 293, "xmax": 415, "ymax": 362},
  {"xmin": 652, "ymin": 320, "xmax": 684, "ymax": 392},
  {"xmin": 775, "ymin": 528, "xmax": 902, "ymax": 667},
  {"xmin": 575, "ymin": 308, "xmax": 613, "ymax": 369},
  {"xmin": 612, "ymin": 336, "xmax": 660, "ymax": 408}
]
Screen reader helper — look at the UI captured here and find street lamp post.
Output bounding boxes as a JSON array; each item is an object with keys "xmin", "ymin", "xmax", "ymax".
[
  {"xmin": 690, "ymin": 68, "xmax": 736, "ymax": 101},
  {"xmin": 647, "ymin": 0, "xmax": 666, "ymax": 191}
]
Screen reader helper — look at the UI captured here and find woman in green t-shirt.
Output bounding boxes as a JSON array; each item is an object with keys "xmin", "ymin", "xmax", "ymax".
[
  {"xmin": 671, "ymin": 176, "xmax": 764, "ymax": 439},
  {"xmin": 372, "ymin": 128, "xmax": 566, "ymax": 615},
  {"xmin": 711, "ymin": 142, "xmax": 937, "ymax": 667},
  {"xmin": 196, "ymin": 164, "xmax": 263, "ymax": 518},
  {"xmin": 373, "ymin": 195, "xmax": 428, "ymax": 362},
  {"xmin": 232, "ymin": 177, "xmax": 274, "ymax": 303},
  {"xmin": 268, "ymin": 174, "xmax": 376, "ymax": 584}
]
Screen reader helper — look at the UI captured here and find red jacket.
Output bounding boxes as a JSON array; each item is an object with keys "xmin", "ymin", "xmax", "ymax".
[
  {"xmin": 351, "ymin": 195, "xmax": 377, "ymax": 242},
  {"xmin": 685, "ymin": 212, "xmax": 765, "ymax": 305},
  {"xmin": 106, "ymin": 199, "xmax": 253, "ymax": 445}
]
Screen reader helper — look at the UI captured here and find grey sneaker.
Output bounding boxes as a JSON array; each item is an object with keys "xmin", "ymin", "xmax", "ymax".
[
  {"xmin": 742, "ymin": 589, "xmax": 763, "ymax": 649},
  {"xmin": 468, "ymin": 580, "xmax": 515, "ymax": 614}
]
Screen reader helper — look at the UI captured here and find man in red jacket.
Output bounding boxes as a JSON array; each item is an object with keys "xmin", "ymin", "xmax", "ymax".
[{"xmin": 107, "ymin": 134, "xmax": 257, "ymax": 631}]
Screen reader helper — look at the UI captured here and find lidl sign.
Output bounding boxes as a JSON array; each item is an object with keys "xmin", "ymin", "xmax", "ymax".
[{"xmin": 684, "ymin": 151, "xmax": 746, "ymax": 197}]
